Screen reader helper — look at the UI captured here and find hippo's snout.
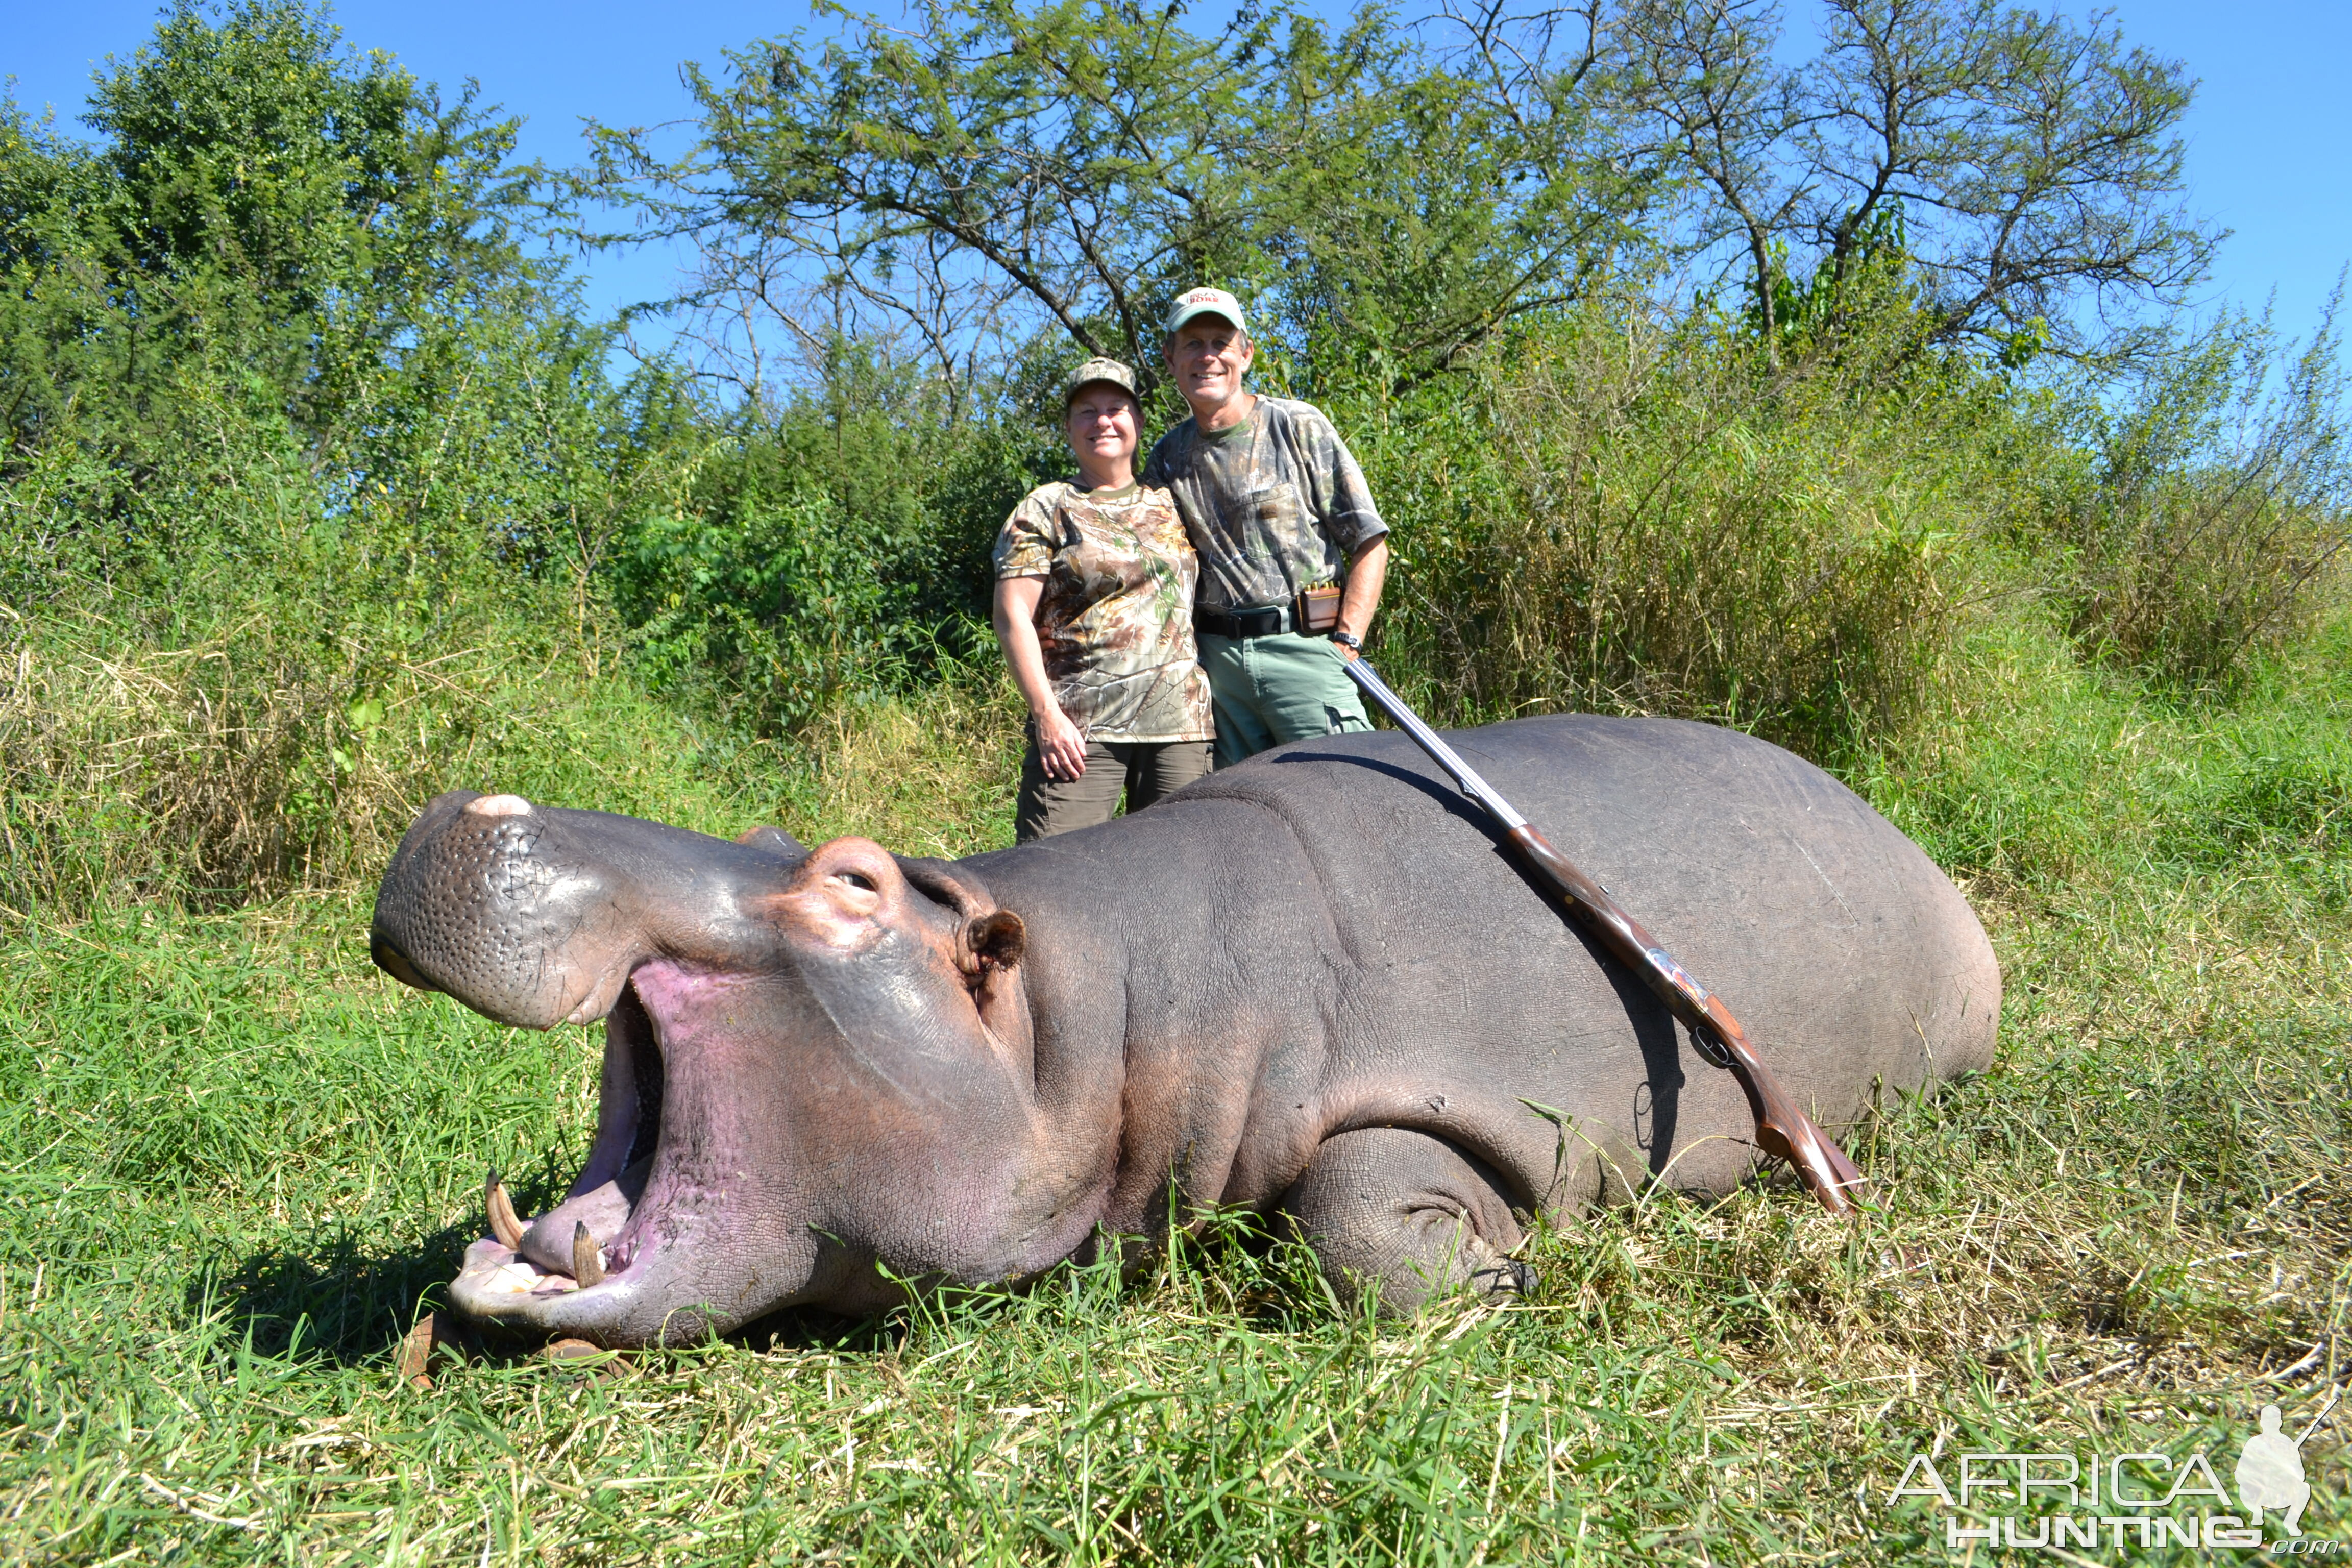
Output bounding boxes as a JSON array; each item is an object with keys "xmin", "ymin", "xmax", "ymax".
[
  {"xmin": 372, "ymin": 795, "xmax": 1055, "ymax": 1345},
  {"xmin": 371, "ymin": 791, "xmax": 799, "ymax": 1028},
  {"xmin": 372, "ymin": 791, "xmax": 623, "ymax": 1028},
  {"xmin": 370, "ymin": 792, "xmax": 836, "ymax": 1340}
]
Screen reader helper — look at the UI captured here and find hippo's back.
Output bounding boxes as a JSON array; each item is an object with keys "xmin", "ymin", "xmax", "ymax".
[{"xmin": 1148, "ymin": 716, "xmax": 1998, "ymax": 1194}]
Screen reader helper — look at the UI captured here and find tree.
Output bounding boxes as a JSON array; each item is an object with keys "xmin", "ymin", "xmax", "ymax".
[
  {"xmin": 585, "ymin": 0, "xmax": 1662, "ymax": 401},
  {"xmin": 0, "ymin": 0, "xmax": 695, "ymax": 629},
  {"xmin": 1616, "ymin": 0, "xmax": 2219, "ymax": 362},
  {"xmin": 595, "ymin": 0, "xmax": 2214, "ymax": 398},
  {"xmin": 0, "ymin": 0, "xmax": 541, "ymax": 477}
]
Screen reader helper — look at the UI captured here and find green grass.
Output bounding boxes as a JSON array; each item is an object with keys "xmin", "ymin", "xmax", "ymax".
[{"xmin": 1, "ymin": 624, "xmax": 2346, "ymax": 1564}]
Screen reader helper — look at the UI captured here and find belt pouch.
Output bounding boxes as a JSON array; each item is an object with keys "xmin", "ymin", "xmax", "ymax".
[{"xmin": 1295, "ymin": 583, "xmax": 1342, "ymax": 634}]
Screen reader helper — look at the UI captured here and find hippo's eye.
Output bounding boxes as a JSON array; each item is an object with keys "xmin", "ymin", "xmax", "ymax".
[{"xmin": 836, "ymin": 871, "xmax": 877, "ymax": 892}]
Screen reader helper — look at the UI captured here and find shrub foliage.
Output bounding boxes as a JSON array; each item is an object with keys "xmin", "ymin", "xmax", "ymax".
[
  {"xmin": 0, "ymin": 0, "xmax": 2345, "ymax": 921},
  {"xmin": 1355, "ymin": 305, "xmax": 1964, "ymax": 762}
]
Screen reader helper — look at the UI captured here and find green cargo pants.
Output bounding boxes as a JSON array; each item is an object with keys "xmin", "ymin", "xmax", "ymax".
[
  {"xmin": 1196, "ymin": 630, "xmax": 1373, "ymax": 767},
  {"xmin": 1016, "ymin": 737, "xmax": 1214, "ymax": 843}
]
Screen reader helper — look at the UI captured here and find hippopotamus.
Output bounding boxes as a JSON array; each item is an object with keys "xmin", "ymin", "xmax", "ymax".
[{"xmin": 370, "ymin": 716, "xmax": 1998, "ymax": 1346}]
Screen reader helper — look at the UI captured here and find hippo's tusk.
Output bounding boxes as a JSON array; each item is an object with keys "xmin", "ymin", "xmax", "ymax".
[
  {"xmin": 572, "ymin": 1221, "xmax": 606, "ymax": 1287},
  {"xmin": 485, "ymin": 1170, "xmax": 527, "ymax": 1251}
]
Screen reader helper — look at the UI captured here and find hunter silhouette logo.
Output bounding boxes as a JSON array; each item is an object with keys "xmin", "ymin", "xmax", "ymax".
[{"xmin": 2237, "ymin": 1404, "xmax": 2312, "ymax": 1538}]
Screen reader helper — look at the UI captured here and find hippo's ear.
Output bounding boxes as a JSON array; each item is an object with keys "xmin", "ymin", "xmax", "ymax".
[
  {"xmin": 961, "ymin": 910, "xmax": 1026, "ymax": 976},
  {"xmin": 957, "ymin": 906, "xmax": 1032, "ymax": 1068},
  {"xmin": 896, "ymin": 858, "xmax": 1025, "ymax": 976},
  {"xmin": 896, "ymin": 856, "xmax": 1035, "ymax": 1066}
]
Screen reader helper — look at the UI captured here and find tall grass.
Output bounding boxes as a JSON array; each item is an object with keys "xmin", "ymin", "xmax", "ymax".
[
  {"xmin": 0, "ymin": 608, "xmax": 767, "ymax": 917},
  {"xmin": 1352, "ymin": 306, "xmax": 1972, "ymax": 765},
  {"xmin": 2013, "ymin": 306, "xmax": 2352, "ymax": 694},
  {"xmin": 0, "ymin": 601, "xmax": 1028, "ymax": 920}
]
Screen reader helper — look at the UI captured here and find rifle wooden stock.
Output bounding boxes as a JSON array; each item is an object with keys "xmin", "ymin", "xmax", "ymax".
[
  {"xmin": 1340, "ymin": 657, "xmax": 1866, "ymax": 1215},
  {"xmin": 1501, "ymin": 825, "xmax": 1865, "ymax": 1215}
]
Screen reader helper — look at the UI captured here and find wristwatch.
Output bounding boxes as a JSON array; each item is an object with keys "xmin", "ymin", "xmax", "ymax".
[{"xmin": 1330, "ymin": 630, "xmax": 1362, "ymax": 651}]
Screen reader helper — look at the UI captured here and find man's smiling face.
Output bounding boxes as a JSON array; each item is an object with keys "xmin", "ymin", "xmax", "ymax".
[{"xmin": 1165, "ymin": 315, "xmax": 1254, "ymax": 421}]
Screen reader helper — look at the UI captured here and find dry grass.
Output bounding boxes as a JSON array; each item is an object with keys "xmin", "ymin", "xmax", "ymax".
[
  {"xmin": 777, "ymin": 675, "xmax": 1024, "ymax": 859},
  {"xmin": 0, "ymin": 612, "xmax": 775, "ymax": 917},
  {"xmin": 2040, "ymin": 310, "xmax": 2352, "ymax": 693}
]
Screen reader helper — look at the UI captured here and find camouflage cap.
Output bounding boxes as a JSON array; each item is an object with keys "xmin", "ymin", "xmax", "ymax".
[
  {"xmin": 1163, "ymin": 286, "xmax": 1250, "ymax": 340},
  {"xmin": 1062, "ymin": 356, "xmax": 1139, "ymax": 409}
]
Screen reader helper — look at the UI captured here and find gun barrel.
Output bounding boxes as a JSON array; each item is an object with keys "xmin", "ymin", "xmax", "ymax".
[{"xmin": 1341, "ymin": 658, "xmax": 1526, "ymax": 830}]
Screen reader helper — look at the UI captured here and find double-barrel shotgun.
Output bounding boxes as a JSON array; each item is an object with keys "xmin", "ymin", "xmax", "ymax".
[{"xmin": 1342, "ymin": 658, "xmax": 1867, "ymax": 1216}]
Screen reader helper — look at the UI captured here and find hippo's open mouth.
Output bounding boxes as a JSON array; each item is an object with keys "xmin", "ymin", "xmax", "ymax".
[
  {"xmin": 449, "ymin": 965, "xmax": 682, "ymax": 1326},
  {"xmin": 375, "ymin": 791, "xmax": 1047, "ymax": 1342}
]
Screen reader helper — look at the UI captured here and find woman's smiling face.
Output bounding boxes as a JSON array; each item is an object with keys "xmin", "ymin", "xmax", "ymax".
[{"xmin": 1065, "ymin": 384, "xmax": 1140, "ymax": 472}]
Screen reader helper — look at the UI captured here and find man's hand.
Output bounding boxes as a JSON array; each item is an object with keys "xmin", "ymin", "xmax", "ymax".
[
  {"xmin": 1035, "ymin": 707, "xmax": 1089, "ymax": 781},
  {"xmin": 1333, "ymin": 537, "xmax": 1389, "ymax": 660}
]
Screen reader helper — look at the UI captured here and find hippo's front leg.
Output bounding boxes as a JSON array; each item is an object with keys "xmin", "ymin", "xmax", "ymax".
[{"xmin": 1279, "ymin": 1129, "xmax": 1539, "ymax": 1314}]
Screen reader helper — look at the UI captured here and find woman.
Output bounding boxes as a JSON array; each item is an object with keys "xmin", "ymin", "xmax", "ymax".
[{"xmin": 993, "ymin": 357, "xmax": 1212, "ymax": 842}]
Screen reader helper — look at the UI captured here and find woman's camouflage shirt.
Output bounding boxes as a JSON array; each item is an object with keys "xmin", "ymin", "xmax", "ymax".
[{"xmin": 993, "ymin": 481, "xmax": 1213, "ymax": 742}]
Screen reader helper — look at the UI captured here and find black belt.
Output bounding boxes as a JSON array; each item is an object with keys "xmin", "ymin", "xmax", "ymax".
[{"xmin": 1195, "ymin": 603, "xmax": 1294, "ymax": 639}]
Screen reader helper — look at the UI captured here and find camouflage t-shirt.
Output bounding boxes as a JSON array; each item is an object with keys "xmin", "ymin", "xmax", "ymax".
[
  {"xmin": 1142, "ymin": 396, "xmax": 1387, "ymax": 611},
  {"xmin": 992, "ymin": 481, "xmax": 1213, "ymax": 742}
]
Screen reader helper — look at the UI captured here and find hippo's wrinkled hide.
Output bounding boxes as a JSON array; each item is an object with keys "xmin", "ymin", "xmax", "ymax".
[{"xmin": 371, "ymin": 717, "xmax": 1999, "ymax": 1344}]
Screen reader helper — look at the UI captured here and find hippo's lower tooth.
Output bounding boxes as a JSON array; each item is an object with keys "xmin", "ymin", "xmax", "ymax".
[
  {"xmin": 572, "ymin": 1221, "xmax": 606, "ymax": 1287},
  {"xmin": 486, "ymin": 1170, "xmax": 527, "ymax": 1251}
]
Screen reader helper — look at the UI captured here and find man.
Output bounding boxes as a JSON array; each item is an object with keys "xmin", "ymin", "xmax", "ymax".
[{"xmin": 1143, "ymin": 287, "xmax": 1390, "ymax": 765}]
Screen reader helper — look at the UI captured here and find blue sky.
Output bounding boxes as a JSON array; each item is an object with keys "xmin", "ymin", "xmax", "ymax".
[{"xmin": 9, "ymin": 1, "xmax": 2348, "ymax": 351}]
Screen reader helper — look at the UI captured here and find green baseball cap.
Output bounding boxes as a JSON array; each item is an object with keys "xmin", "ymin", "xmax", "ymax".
[
  {"xmin": 1061, "ymin": 355, "xmax": 1139, "ymax": 408},
  {"xmin": 1164, "ymin": 286, "xmax": 1250, "ymax": 339}
]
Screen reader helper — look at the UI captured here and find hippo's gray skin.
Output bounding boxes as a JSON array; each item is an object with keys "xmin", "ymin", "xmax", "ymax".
[{"xmin": 370, "ymin": 717, "xmax": 1998, "ymax": 1346}]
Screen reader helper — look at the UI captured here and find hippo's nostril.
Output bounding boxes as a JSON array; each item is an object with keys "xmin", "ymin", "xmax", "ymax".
[{"xmin": 371, "ymin": 938, "xmax": 438, "ymax": 993}]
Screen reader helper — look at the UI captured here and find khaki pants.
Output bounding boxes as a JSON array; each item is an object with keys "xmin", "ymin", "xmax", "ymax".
[
  {"xmin": 1016, "ymin": 737, "xmax": 1214, "ymax": 842},
  {"xmin": 1195, "ymin": 630, "xmax": 1373, "ymax": 766}
]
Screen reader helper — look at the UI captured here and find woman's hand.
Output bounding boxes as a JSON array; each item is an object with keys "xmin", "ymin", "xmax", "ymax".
[
  {"xmin": 994, "ymin": 576, "xmax": 1089, "ymax": 781},
  {"xmin": 1034, "ymin": 706, "xmax": 1089, "ymax": 781}
]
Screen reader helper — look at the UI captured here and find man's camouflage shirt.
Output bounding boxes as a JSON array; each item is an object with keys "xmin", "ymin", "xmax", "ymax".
[
  {"xmin": 993, "ymin": 480, "xmax": 1213, "ymax": 742},
  {"xmin": 1142, "ymin": 396, "xmax": 1387, "ymax": 612}
]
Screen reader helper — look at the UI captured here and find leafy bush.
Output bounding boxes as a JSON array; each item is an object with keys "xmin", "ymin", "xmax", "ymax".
[{"xmin": 604, "ymin": 357, "xmax": 1052, "ymax": 736}]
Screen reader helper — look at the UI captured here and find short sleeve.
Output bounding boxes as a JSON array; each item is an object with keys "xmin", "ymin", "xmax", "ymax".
[
  {"xmin": 1293, "ymin": 404, "xmax": 1387, "ymax": 553},
  {"xmin": 993, "ymin": 487, "xmax": 1061, "ymax": 579},
  {"xmin": 1140, "ymin": 428, "xmax": 1181, "ymax": 491}
]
